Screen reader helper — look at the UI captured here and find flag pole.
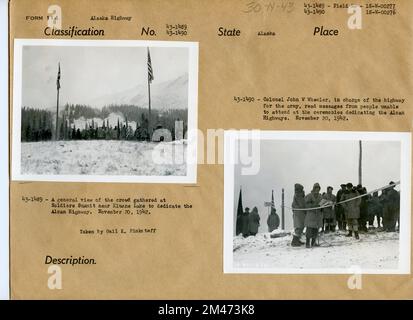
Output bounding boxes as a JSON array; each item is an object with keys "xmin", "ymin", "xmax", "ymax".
[
  {"xmin": 147, "ymin": 48, "xmax": 153, "ymax": 141},
  {"xmin": 358, "ymin": 140, "xmax": 362, "ymax": 185},
  {"xmin": 55, "ymin": 62, "xmax": 60, "ymax": 140},
  {"xmin": 147, "ymin": 70, "xmax": 151, "ymax": 140},
  {"xmin": 55, "ymin": 87, "xmax": 60, "ymax": 140},
  {"xmin": 270, "ymin": 189, "xmax": 274, "ymax": 218}
]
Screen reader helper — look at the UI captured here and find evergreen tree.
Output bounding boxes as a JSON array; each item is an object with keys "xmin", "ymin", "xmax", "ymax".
[{"xmin": 117, "ymin": 118, "xmax": 120, "ymax": 139}]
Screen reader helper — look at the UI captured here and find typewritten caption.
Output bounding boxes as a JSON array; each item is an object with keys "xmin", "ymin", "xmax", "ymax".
[
  {"xmin": 233, "ymin": 95, "xmax": 406, "ymax": 123},
  {"xmin": 21, "ymin": 195, "xmax": 193, "ymax": 236}
]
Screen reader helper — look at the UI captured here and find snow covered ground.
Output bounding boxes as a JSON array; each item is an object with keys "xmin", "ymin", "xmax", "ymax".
[
  {"xmin": 21, "ymin": 140, "xmax": 187, "ymax": 176},
  {"xmin": 233, "ymin": 230, "xmax": 399, "ymax": 271}
]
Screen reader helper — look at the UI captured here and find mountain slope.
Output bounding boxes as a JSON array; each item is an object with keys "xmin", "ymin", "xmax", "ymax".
[{"xmin": 88, "ymin": 73, "xmax": 188, "ymax": 110}]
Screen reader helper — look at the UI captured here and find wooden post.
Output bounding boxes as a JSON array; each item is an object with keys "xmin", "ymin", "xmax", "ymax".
[
  {"xmin": 358, "ymin": 140, "xmax": 362, "ymax": 185},
  {"xmin": 55, "ymin": 62, "xmax": 61, "ymax": 140},
  {"xmin": 55, "ymin": 87, "xmax": 60, "ymax": 140},
  {"xmin": 281, "ymin": 188, "xmax": 285, "ymax": 230}
]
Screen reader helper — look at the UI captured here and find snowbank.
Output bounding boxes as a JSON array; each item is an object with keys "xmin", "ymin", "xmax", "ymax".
[
  {"xmin": 21, "ymin": 140, "xmax": 187, "ymax": 176},
  {"xmin": 233, "ymin": 230, "xmax": 399, "ymax": 271}
]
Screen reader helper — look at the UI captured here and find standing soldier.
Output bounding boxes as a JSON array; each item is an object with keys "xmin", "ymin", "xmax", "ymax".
[
  {"xmin": 322, "ymin": 186, "xmax": 336, "ymax": 233},
  {"xmin": 291, "ymin": 183, "xmax": 306, "ymax": 247},
  {"xmin": 357, "ymin": 185, "xmax": 368, "ymax": 232},
  {"xmin": 383, "ymin": 182, "xmax": 400, "ymax": 232},
  {"xmin": 304, "ymin": 183, "xmax": 323, "ymax": 248},
  {"xmin": 267, "ymin": 190, "xmax": 280, "ymax": 233},
  {"xmin": 379, "ymin": 190, "xmax": 387, "ymax": 230},
  {"xmin": 248, "ymin": 207, "xmax": 260, "ymax": 236},
  {"xmin": 397, "ymin": 190, "xmax": 401, "ymax": 232},
  {"xmin": 241, "ymin": 207, "xmax": 250, "ymax": 237},
  {"xmin": 236, "ymin": 212, "xmax": 243, "ymax": 236},
  {"xmin": 267, "ymin": 208, "xmax": 280, "ymax": 233},
  {"xmin": 336, "ymin": 184, "xmax": 347, "ymax": 230},
  {"xmin": 341, "ymin": 183, "xmax": 361, "ymax": 239}
]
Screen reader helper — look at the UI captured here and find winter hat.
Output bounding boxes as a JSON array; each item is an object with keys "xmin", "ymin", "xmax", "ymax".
[
  {"xmin": 313, "ymin": 183, "xmax": 321, "ymax": 190},
  {"xmin": 327, "ymin": 186, "xmax": 333, "ymax": 191}
]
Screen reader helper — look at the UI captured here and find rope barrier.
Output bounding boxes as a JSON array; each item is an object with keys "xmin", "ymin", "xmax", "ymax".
[{"xmin": 282, "ymin": 181, "xmax": 400, "ymax": 212}]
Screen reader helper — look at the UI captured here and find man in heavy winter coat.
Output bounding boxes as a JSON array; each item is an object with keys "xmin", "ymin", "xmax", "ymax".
[
  {"xmin": 322, "ymin": 186, "xmax": 336, "ymax": 233},
  {"xmin": 291, "ymin": 183, "xmax": 306, "ymax": 247},
  {"xmin": 248, "ymin": 207, "xmax": 260, "ymax": 236},
  {"xmin": 382, "ymin": 182, "xmax": 400, "ymax": 232},
  {"xmin": 341, "ymin": 183, "xmax": 361, "ymax": 239},
  {"xmin": 304, "ymin": 183, "xmax": 323, "ymax": 248},
  {"xmin": 336, "ymin": 184, "xmax": 347, "ymax": 230},
  {"xmin": 367, "ymin": 191, "xmax": 382, "ymax": 228},
  {"xmin": 267, "ymin": 208, "xmax": 280, "ymax": 233},
  {"xmin": 357, "ymin": 185, "xmax": 368, "ymax": 232}
]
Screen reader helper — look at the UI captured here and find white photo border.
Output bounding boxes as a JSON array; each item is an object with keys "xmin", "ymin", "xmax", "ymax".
[{"xmin": 224, "ymin": 130, "xmax": 411, "ymax": 274}]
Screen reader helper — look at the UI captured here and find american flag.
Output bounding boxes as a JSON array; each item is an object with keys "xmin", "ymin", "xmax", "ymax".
[
  {"xmin": 147, "ymin": 48, "xmax": 154, "ymax": 83},
  {"xmin": 56, "ymin": 62, "xmax": 61, "ymax": 90},
  {"xmin": 265, "ymin": 191, "xmax": 276, "ymax": 209}
]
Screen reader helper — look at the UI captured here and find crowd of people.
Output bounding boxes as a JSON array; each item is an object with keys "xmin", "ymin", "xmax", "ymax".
[
  {"xmin": 291, "ymin": 182, "xmax": 400, "ymax": 248},
  {"xmin": 236, "ymin": 205, "xmax": 280, "ymax": 238},
  {"xmin": 236, "ymin": 207, "xmax": 262, "ymax": 238}
]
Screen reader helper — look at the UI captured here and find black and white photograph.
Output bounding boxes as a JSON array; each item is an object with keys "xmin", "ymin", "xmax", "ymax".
[
  {"xmin": 224, "ymin": 131, "xmax": 411, "ymax": 274},
  {"xmin": 12, "ymin": 39, "xmax": 198, "ymax": 183}
]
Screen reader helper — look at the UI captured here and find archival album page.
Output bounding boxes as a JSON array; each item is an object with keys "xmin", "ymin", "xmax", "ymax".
[{"xmin": 9, "ymin": 0, "xmax": 413, "ymax": 299}]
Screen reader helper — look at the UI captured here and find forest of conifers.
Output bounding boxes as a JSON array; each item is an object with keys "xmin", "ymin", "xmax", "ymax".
[{"xmin": 21, "ymin": 104, "xmax": 188, "ymax": 142}]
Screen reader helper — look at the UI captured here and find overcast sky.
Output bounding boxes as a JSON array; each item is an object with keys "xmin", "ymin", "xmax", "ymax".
[
  {"xmin": 234, "ymin": 140, "xmax": 401, "ymax": 232},
  {"xmin": 21, "ymin": 45, "xmax": 188, "ymax": 109}
]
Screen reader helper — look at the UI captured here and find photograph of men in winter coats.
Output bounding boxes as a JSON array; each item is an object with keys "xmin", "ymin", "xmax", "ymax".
[
  {"xmin": 289, "ymin": 181, "xmax": 399, "ymax": 248},
  {"xmin": 231, "ymin": 137, "xmax": 407, "ymax": 271}
]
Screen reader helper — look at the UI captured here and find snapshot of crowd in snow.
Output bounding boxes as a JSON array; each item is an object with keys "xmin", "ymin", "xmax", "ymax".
[
  {"xmin": 236, "ymin": 181, "xmax": 399, "ymax": 246},
  {"xmin": 233, "ymin": 181, "xmax": 401, "ymax": 271},
  {"xmin": 229, "ymin": 137, "xmax": 405, "ymax": 271},
  {"xmin": 16, "ymin": 44, "xmax": 195, "ymax": 179}
]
